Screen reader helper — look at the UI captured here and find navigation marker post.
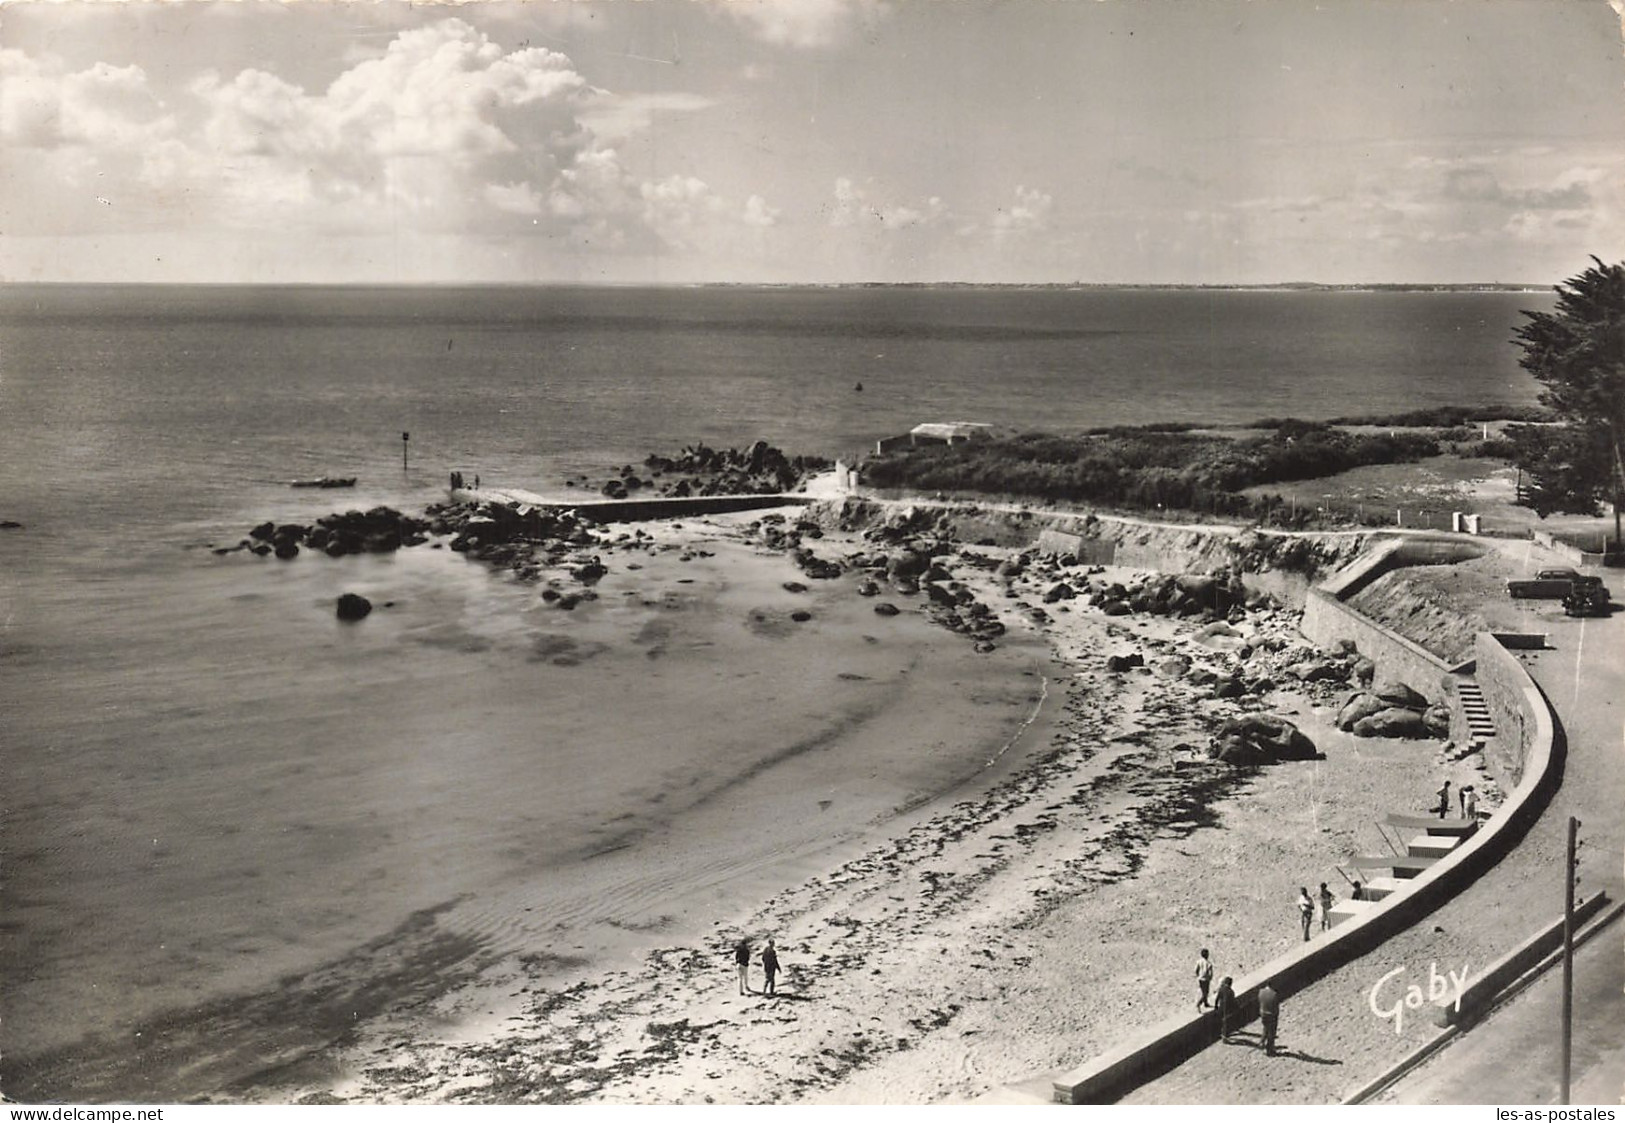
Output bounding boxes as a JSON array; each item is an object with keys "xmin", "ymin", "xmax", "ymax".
[{"xmin": 402, "ymin": 431, "xmax": 410, "ymax": 472}]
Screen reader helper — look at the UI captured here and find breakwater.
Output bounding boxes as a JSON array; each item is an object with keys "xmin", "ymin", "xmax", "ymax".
[{"xmin": 454, "ymin": 487, "xmax": 812, "ymax": 522}]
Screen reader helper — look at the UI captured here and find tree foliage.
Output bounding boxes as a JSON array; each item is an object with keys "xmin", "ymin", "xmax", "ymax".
[{"xmin": 1510, "ymin": 257, "xmax": 1625, "ymax": 529}]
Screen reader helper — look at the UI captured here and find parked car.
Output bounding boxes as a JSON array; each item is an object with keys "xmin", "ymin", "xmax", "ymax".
[
  {"xmin": 1507, "ymin": 567, "xmax": 1583, "ymax": 599},
  {"xmin": 1563, "ymin": 581, "xmax": 1612, "ymax": 617}
]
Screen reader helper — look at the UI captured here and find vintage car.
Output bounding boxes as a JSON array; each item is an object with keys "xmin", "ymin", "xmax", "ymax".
[
  {"xmin": 1563, "ymin": 580, "xmax": 1612, "ymax": 617},
  {"xmin": 1507, "ymin": 567, "xmax": 1583, "ymax": 599}
]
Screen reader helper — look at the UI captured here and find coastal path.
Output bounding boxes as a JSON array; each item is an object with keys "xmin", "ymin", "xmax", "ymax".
[{"xmin": 1118, "ymin": 562, "xmax": 1624, "ymax": 1105}]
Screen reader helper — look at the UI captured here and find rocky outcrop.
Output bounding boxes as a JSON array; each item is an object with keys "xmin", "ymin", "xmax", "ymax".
[
  {"xmin": 1209, "ymin": 714, "xmax": 1318, "ymax": 766},
  {"xmin": 637, "ymin": 441, "xmax": 830, "ymax": 500},
  {"xmin": 1336, "ymin": 678, "xmax": 1437, "ymax": 740}
]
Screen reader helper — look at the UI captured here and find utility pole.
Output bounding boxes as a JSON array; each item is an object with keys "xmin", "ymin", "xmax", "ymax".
[
  {"xmin": 402, "ymin": 431, "xmax": 410, "ymax": 472},
  {"xmin": 1561, "ymin": 815, "xmax": 1579, "ymax": 1105}
]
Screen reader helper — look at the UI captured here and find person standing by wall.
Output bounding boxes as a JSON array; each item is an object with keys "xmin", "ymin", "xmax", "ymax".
[
  {"xmin": 1317, "ymin": 882, "xmax": 1336, "ymax": 931},
  {"xmin": 1213, "ymin": 976, "xmax": 1236, "ymax": 1041},
  {"xmin": 1195, "ymin": 948, "xmax": 1214, "ymax": 1010},
  {"xmin": 1297, "ymin": 887, "xmax": 1315, "ymax": 941},
  {"xmin": 1257, "ymin": 980, "xmax": 1281, "ymax": 1056}
]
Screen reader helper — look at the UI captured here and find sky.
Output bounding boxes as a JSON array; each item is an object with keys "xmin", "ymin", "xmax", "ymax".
[{"xmin": 2, "ymin": 0, "xmax": 1623, "ymax": 285}]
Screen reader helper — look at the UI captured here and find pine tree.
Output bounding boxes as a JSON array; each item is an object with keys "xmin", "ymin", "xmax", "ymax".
[{"xmin": 1510, "ymin": 257, "xmax": 1625, "ymax": 549}]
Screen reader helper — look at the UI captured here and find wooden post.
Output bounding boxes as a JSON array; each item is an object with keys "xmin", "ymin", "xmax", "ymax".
[
  {"xmin": 402, "ymin": 431, "xmax": 410, "ymax": 472},
  {"xmin": 1561, "ymin": 815, "xmax": 1578, "ymax": 1105}
]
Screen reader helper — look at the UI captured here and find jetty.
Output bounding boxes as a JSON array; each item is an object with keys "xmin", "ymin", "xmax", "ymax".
[{"xmin": 449, "ymin": 484, "xmax": 812, "ymax": 523}]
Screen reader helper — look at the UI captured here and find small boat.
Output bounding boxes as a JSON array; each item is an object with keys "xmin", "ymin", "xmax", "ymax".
[
  {"xmin": 290, "ymin": 476, "xmax": 357, "ymax": 489},
  {"xmin": 854, "ymin": 381, "xmax": 864, "ymax": 392}
]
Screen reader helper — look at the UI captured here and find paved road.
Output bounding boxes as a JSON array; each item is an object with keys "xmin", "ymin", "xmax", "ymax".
[
  {"xmin": 1121, "ymin": 566, "xmax": 1624, "ymax": 1105},
  {"xmin": 1379, "ymin": 916, "xmax": 1625, "ymax": 1105},
  {"xmin": 1379, "ymin": 594, "xmax": 1625, "ymax": 1106}
]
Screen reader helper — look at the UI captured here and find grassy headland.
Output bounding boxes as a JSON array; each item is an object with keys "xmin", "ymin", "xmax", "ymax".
[{"xmin": 861, "ymin": 408, "xmax": 1546, "ymax": 527}]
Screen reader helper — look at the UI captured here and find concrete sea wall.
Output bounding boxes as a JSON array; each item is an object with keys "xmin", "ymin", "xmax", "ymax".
[
  {"xmin": 1051, "ymin": 628, "xmax": 1559, "ymax": 1103},
  {"xmin": 1299, "ymin": 537, "xmax": 1487, "ymax": 696}
]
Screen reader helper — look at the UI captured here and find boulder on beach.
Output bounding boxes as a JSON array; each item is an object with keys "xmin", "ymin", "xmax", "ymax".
[
  {"xmin": 1209, "ymin": 714, "xmax": 1318, "ymax": 766},
  {"xmin": 1423, "ymin": 703, "xmax": 1452, "ymax": 737},
  {"xmin": 790, "ymin": 610, "xmax": 812, "ymax": 622},
  {"xmin": 1352, "ymin": 707, "xmax": 1429, "ymax": 739},
  {"xmin": 1154, "ymin": 655, "xmax": 1191, "ymax": 679},
  {"xmin": 873, "ymin": 602, "xmax": 901, "ymax": 617},
  {"xmin": 1287, "ymin": 658, "xmax": 1345, "ymax": 683},
  {"xmin": 336, "ymin": 592, "xmax": 372, "ymax": 621},
  {"xmin": 1042, "ymin": 582, "xmax": 1075, "ymax": 603},
  {"xmin": 1374, "ymin": 680, "xmax": 1428, "ymax": 710},
  {"xmin": 1105, "ymin": 652, "xmax": 1144, "ymax": 672},
  {"xmin": 857, "ymin": 579, "xmax": 880, "ymax": 597},
  {"xmin": 1337, "ymin": 691, "xmax": 1389, "ymax": 731}
]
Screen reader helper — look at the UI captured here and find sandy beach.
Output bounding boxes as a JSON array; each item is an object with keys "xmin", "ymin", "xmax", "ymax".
[{"xmin": 175, "ymin": 497, "xmax": 1468, "ymax": 1107}]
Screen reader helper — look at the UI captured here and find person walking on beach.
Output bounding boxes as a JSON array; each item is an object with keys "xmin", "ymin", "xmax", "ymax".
[
  {"xmin": 1213, "ymin": 976, "xmax": 1236, "ymax": 1041},
  {"xmin": 1436, "ymin": 780, "xmax": 1452, "ymax": 819},
  {"xmin": 1257, "ymin": 981, "xmax": 1281, "ymax": 1055},
  {"xmin": 734, "ymin": 938, "xmax": 751, "ymax": 995},
  {"xmin": 1465, "ymin": 786, "xmax": 1479, "ymax": 821},
  {"xmin": 761, "ymin": 939, "xmax": 779, "ymax": 996},
  {"xmin": 1458, "ymin": 784, "xmax": 1469, "ymax": 819},
  {"xmin": 1195, "ymin": 948, "xmax": 1214, "ymax": 1010},
  {"xmin": 1318, "ymin": 882, "xmax": 1336, "ymax": 931},
  {"xmin": 1297, "ymin": 887, "xmax": 1315, "ymax": 941}
]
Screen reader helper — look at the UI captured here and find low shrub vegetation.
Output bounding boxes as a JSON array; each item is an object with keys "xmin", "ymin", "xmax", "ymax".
[{"xmin": 860, "ymin": 421, "xmax": 1441, "ymax": 523}]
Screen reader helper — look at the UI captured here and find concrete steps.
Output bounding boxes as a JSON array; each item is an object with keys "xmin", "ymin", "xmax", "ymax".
[{"xmin": 1457, "ymin": 679, "xmax": 1494, "ymax": 751}]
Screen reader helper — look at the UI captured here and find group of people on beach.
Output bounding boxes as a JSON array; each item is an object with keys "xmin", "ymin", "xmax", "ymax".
[
  {"xmin": 1196, "ymin": 948, "xmax": 1283, "ymax": 1055},
  {"xmin": 733, "ymin": 937, "xmax": 780, "ymax": 997},
  {"xmin": 1436, "ymin": 779, "xmax": 1478, "ymax": 820},
  {"xmin": 1296, "ymin": 881, "xmax": 1355, "ymax": 940},
  {"xmin": 449, "ymin": 470, "xmax": 480, "ymax": 491}
]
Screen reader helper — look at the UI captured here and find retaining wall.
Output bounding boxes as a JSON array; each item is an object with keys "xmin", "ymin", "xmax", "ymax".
[
  {"xmin": 1052, "ymin": 634, "xmax": 1560, "ymax": 1103},
  {"xmin": 1473, "ymin": 633, "xmax": 1542, "ymax": 788},
  {"xmin": 1532, "ymin": 529, "xmax": 1620, "ymax": 568},
  {"xmin": 1298, "ymin": 537, "xmax": 1487, "ymax": 698}
]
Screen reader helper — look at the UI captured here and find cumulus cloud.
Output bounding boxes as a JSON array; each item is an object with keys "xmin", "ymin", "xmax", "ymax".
[
  {"xmin": 991, "ymin": 185, "xmax": 1053, "ymax": 241},
  {"xmin": 1, "ymin": 20, "xmax": 774, "ymax": 258},
  {"xmin": 709, "ymin": 0, "xmax": 891, "ymax": 49},
  {"xmin": 742, "ymin": 193, "xmax": 780, "ymax": 227},
  {"xmin": 829, "ymin": 177, "xmax": 951, "ymax": 230}
]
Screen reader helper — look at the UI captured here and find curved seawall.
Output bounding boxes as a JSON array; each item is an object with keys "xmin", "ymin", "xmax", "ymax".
[{"xmin": 1051, "ymin": 543, "xmax": 1558, "ymax": 1104}]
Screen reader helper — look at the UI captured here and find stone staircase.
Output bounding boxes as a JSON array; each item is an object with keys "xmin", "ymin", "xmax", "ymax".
[{"xmin": 1457, "ymin": 679, "xmax": 1494, "ymax": 752}]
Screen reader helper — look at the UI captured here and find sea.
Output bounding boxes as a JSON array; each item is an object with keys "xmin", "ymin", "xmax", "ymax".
[{"xmin": 0, "ymin": 284, "xmax": 1550, "ymax": 1095}]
